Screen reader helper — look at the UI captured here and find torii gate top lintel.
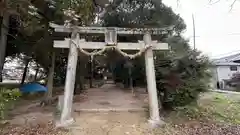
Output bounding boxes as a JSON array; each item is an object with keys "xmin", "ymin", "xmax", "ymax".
[
  {"xmin": 51, "ymin": 23, "xmax": 170, "ymax": 51},
  {"xmin": 49, "ymin": 23, "xmax": 173, "ymax": 35}
]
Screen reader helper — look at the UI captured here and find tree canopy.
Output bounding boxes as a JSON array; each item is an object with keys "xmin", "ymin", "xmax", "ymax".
[
  {"xmin": 0, "ymin": 0, "xmax": 211, "ymax": 108},
  {"xmin": 101, "ymin": 0, "xmax": 211, "ymax": 108}
]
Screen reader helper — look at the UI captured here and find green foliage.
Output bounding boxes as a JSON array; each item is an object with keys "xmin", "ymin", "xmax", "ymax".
[
  {"xmin": 54, "ymin": 0, "xmax": 95, "ymax": 25},
  {"xmin": 0, "ymin": 88, "xmax": 21, "ymax": 119},
  {"xmin": 2, "ymin": 0, "xmax": 212, "ymax": 111},
  {"xmin": 103, "ymin": 0, "xmax": 186, "ymax": 33},
  {"xmin": 103, "ymin": 1, "xmax": 211, "ymax": 109},
  {"xmin": 3, "ymin": 0, "xmax": 96, "ymax": 88},
  {"xmin": 106, "ymin": 0, "xmax": 186, "ymax": 88},
  {"xmin": 155, "ymin": 38, "xmax": 211, "ymax": 108},
  {"xmin": 161, "ymin": 78, "xmax": 208, "ymax": 107}
]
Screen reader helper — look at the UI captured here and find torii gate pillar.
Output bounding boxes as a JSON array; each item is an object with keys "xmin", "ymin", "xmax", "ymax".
[
  {"xmin": 56, "ymin": 33, "xmax": 79, "ymax": 127},
  {"xmin": 144, "ymin": 33, "xmax": 164, "ymax": 126}
]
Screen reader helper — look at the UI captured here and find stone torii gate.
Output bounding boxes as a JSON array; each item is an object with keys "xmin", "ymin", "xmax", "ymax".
[{"xmin": 50, "ymin": 23, "xmax": 170, "ymax": 127}]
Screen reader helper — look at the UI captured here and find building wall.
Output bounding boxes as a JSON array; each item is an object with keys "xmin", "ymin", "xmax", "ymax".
[{"xmin": 216, "ymin": 65, "xmax": 240, "ymax": 81}]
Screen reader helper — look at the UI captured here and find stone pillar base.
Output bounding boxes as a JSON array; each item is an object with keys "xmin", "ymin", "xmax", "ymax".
[
  {"xmin": 148, "ymin": 118, "xmax": 165, "ymax": 128},
  {"xmin": 55, "ymin": 118, "xmax": 75, "ymax": 128}
]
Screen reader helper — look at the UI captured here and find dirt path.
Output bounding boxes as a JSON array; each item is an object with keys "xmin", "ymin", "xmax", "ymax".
[
  {"xmin": 73, "ymin": 84, "xmax": 148, "ymax": 112},
  {"xmin": 2, "ymin": 110, "xmax": 161, "ymax": 135},
  {"xmin": 69, "ymin": 112, "xmax": 158, "ymax": 135}
]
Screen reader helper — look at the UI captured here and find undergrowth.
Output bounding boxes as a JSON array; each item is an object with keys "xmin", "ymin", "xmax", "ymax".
[{"xmin": 0, "ymin": 88, "xmax": 21, "ymax": 120}]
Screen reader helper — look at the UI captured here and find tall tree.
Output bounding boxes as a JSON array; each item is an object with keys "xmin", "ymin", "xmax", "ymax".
[
  {"xmin": 0, "ymin": 13, "xmax": 9, "ymax": 82},
  {"xmin": 102, "ymin": 0, "xmax": 211, "ymax": 109},
  {"xmin": 42, "ymin": 51, "xmax": 55, "ymax": 105},
  {"xmin": 20, "ymin": 57, "xmax": 30, "ymax": 84}
]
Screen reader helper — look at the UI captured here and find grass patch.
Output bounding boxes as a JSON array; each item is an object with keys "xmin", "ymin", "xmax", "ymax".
[
  {"xmin": 165, "ymin": 92, "xmax": 240, "ymax": 125},
  {"xmin": 201, "ymin": 92, "xmax": 240, "ymax": 124}
]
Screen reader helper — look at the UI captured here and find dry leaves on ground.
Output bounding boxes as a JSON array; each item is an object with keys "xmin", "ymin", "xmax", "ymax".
[
  {"xmin": 0, "ymin": 121, "xmax": 69, "ymax": 135},
  {"xmin": 177, "ymin": 122, "xmax": 240, "ymax": 135}
]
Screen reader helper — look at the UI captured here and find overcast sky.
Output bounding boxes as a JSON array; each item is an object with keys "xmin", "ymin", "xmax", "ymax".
[{"xmin": 162, "ymin": 0, "xmax": 240, "ymax": 58}]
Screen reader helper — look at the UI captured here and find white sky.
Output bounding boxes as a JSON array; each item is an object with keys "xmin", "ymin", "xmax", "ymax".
[{"xmin": 162, "ymin": 0, "xmax": 240, "ymax": 58}]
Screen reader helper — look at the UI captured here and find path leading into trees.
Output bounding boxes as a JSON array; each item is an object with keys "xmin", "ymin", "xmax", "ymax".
[
  {"xmin": 70, "ymin": 83, "xmax": 158, "ymax": 135},
  {"xmin": 73, "ymin": 83, "xmax": 149, "ymax": 112}
]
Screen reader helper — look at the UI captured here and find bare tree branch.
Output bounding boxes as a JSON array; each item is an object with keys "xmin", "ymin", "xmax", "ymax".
[
  {"xmin": 208, "ymin": 0, "xmax": 221, "ymax": 5},
  {"xmin": 230, "ymin": 0, "xmax": 237, "ymax": 11}
]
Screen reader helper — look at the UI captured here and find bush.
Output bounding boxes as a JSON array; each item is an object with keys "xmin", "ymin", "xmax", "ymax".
[
  {"xmin": 161, "ymin": 79, "xmax": 208, "ymax": 108},
  {"xmin": 155, "ymin": 50, "xmax": 211, "ymax": 109},
  {"xmin": 0, "ymin": 88, "xmax": 21, "ymax": 119}
]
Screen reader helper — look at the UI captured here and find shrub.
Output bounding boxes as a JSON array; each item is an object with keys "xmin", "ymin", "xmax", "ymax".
[
  {"xmin": 0, "ymin": 88, "xmax": 21, "ymax": 119},
  {"xmin": 155, "ymin": 50, "xmax": 211, "ymax": 109}
]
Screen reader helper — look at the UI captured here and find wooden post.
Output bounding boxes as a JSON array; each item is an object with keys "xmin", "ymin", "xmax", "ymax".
[
  {"xmin": 143, "ymin": 32, "xmax": 164, "ymax": 127},
  {"xmin": 57, "ymin": 32, "xmax": 79, "ymax": 127}
]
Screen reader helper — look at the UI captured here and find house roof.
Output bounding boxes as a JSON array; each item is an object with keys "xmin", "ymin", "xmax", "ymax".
[
  {"xmin": 213, "ymin": 53, "xmax": 240, "ymax": 66},
  {"xmin": 214, "ymin": 62, "xmax": 240, "ymax": 66}
]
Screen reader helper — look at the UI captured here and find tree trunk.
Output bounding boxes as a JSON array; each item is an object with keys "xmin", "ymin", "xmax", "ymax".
[
  {"xmin": 79, "ymin": 76, "xmax": 85, "ymax": 90},
  {"xmin": 89, "ymin": 56, "xmax": 93, "ymax": 88},
  {"xmin": 128, "ymin": 66, "xmax": 134, "ymax": 94},
  {"xmin": 0, "ymin": 13, "xmax": 9, "ymax": 82},
  {"xmin": 21, "ymin": 59, "xmax": 30, "ymax": 85},
  {"xmin": 34, "ymin": 65, "xmax": 39, "ymax": 82},
  {"xmin": 43, "ymin": 52, "xmax": 55, "ymax": 104}
]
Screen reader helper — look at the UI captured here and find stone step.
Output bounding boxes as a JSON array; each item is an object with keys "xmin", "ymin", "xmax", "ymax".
[{"xmin": 74, "ymin": 108, "xmax": 147, "ymax": 113}]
